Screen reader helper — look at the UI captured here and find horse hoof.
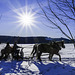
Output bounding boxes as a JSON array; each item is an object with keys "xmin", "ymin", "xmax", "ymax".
[
  {"xmin": 50, "ymin": 60, "xmax": 53, "ymax": 61},
  {"xmin": 37, "ymin": 59, "xmax": 41, "ymax": 62},
  {"xmin": 59, "ymin": 59, "xmax": 61, "ymax": 61}
]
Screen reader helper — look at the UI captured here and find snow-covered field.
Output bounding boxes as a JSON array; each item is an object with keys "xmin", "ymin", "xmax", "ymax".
[{"xmin": 0, "ymin": 44, "xmax": 75, "ymax": 75}]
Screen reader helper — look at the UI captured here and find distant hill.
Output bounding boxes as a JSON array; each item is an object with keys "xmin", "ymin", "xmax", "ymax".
[{"xmin": 0, "ymin": 35, "xmax": 71, "ymax": 44}]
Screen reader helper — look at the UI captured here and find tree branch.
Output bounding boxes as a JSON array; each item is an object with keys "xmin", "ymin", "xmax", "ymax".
[
  {"xmin": 37, "ymin": 0, "xmax": 72, "ymax": 40},
  {"xmin": 48, "ymin": 0, "xmax": 74, "ymax": 39}
]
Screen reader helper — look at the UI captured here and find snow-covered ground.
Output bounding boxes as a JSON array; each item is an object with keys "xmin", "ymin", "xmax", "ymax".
[{"xmin": 0, "ymin": 44, "xmax": 75, "ymax": 75}]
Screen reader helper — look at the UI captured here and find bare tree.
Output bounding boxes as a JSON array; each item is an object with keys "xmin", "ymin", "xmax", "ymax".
[{"xmin": 37, "ymin": 0, "xmax": 75, "ymax": 43}]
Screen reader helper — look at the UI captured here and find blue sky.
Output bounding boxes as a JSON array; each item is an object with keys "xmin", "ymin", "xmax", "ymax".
[{"xmin": 0, "ymin": 0, "xmax": 75, "ymax": 38}]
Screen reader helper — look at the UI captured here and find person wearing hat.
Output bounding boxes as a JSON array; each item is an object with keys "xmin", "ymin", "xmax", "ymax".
[
  {"xmin": 4, "ymin": 42, "xmax": 11, "ymax": 60},
  {"xmin": 12, "ymin": 42, "xmax": 23, "ymax": 60}
]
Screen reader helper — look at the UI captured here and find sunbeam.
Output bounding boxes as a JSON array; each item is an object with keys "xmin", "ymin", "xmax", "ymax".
[
  {"xmin": 14, "ymin": 5, "xmax": 38, "ymax": 27},
  {"xmin": 8, "ymin": 0, "xmax": 40, "ymax": 36}
]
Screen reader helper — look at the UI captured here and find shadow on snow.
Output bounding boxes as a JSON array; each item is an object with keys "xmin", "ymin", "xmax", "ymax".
[
  {"xmin": 33, "ymin": 61, "xmax": 75, "ymax": 75},
  {"xmin": 0, "ymin": 60, "xmax": 75, "ymax": 75},
  {"xmin": 0, "ymin": 60, "xmax": 35, "ymax": 75}
]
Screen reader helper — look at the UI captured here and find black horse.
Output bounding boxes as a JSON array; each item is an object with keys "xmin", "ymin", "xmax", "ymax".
[
  {"xmin": 0, "ymin": 47, "xmax": 24, "ymax": 60},
  {"xmin": 30, "ymin": 40, "xmax": 65, "ymax": 61},
  {"xmin": 0, "ymin": 47, "xmax": 13, "ymax": 60}
]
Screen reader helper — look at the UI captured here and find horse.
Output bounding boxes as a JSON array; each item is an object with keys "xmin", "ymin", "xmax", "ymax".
[
  {"xmin": 0, "ymin": 46, "xmax": 13, "ymax": 60},
  {"xmin": 30, "ymin": 40, "xmax": 65, "ymax": 61},
  {"xmin": 12, "ymin": 48, "xmax": 24, "ymax": 60},
  {"xmin": 0, "ymin": 46, "xmax": 24, "ymax": 60}
]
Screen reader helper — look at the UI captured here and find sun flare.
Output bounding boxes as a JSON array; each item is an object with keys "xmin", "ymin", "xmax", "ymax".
[
  {"xmin": 14, "ymin": 6, "xmax": 37, "ymax": 27},
  {"xmin": 17, "ymin": 12, "xmax": 36, "ymax": 26},
  {"xmin": 20, "ymin": 14, "xmax": 33, "ymax": 25}
]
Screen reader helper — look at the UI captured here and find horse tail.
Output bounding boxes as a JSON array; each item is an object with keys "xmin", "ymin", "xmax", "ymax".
[
  {"xmin": 30, "ymin": 45, "xmax": 35, "ymax": 55},
  {"xmin": 30, "ymin": 44, "xmax": 38, "ymax": 58}
]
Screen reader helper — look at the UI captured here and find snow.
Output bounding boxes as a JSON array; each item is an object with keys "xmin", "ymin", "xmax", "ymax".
[{"xmin": 0, "ymin": 44, "xmax": 75, "ymax": 75}]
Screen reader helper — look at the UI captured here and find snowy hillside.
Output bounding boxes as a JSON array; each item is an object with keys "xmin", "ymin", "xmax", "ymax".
[{"xmin": 0, "ymin": 44, "xmax": 75, "ymax": 75}]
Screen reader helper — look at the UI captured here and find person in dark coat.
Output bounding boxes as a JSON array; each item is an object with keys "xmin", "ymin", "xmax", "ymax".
[
  {"xmin": 12, "ymin": 42, "xmax": 23, "ymax": 60},
  {"xmin": 4, "ymin": 42, "xmax": 11, "ymax": 60}
]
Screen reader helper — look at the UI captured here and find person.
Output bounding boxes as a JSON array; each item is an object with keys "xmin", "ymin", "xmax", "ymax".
[
  {"xmin": 5, "ymin": 42, "xmax": 10, "ymax": 49},
  {"xmin": 12, "ymin": 42, "xmax": 23, "ymax": 60},
  {"xmin": 4, "ymin": 42, "xmax": 11, "ymax": 60}
]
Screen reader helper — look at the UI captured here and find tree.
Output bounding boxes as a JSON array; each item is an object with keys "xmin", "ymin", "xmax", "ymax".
[{"xmin": 37, "ymin": 0, "xmax": 75, "ymax": 43}]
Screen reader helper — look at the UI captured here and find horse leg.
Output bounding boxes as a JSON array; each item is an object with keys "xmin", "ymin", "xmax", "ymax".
[
  {"xmin": 4, "ymin": 53, "xmax": 9, "ymax": 60},
  {"xmin": 16, "ymin": 50, "xmax": 20, "ymax": 60},
  {"xmin": 37, "ymin": 52, "xmax": 42, "ymax": 61},
  {"xmin": 1, "ymin": 52, "xmax": 4, "ymax": 58},
  {"xmin": 11, "ymin": 52, "xmax": 14, "ymax": 60},
  {"xmin": 0, "ymin": 52, "xmax": 4, "ymax": 59},
  {"xmin": 31, "ymin": 48, "xmax": 35, "ymax": 55},
  {"xmin": 49, "ymin": 53, "xmax": 53, "ymax": 61},
  {"xmin": 30, "ymin": 47, "xmax": 36, "ymax": 59},
  {"xmin": 0, "ymin": 50, "xmax": 5, "ymax": 60},
  {"xmin": 56, "ymin": 53, "xmax": 61, "ymax": 61},
  {"xmin": 31, "ymin": 50, "xmax": 36, "ymax": 59}
]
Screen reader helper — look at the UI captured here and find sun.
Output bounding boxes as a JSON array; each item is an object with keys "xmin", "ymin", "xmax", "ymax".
[
  {"xmin": 16, "ymin": 11, "xmax": 36, "ymax": 26},
  {"xmin": 20, "ymin": 13, "xmax": 33, "ymax": 26},
  {"xmin": 14, "ymin": 6, "xmax": 37, "ymax": 27}
]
